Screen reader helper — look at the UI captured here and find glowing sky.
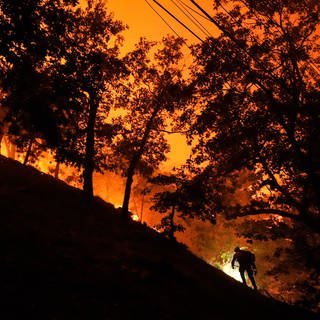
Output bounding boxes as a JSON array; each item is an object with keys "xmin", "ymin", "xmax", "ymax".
[{"xmin": 107, "ymin": 0, "xmax": 216, "ymax": 52}]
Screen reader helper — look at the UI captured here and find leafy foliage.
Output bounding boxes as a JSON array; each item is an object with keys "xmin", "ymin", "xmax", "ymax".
[
  {"xmin": 150, "ymin": 168, "xmax": 217, "ymax": 239},
  {"xmin": 51, "ymin": 0, "xmax": 127, "ymax": 198},
  {"xmin": 0, "ymin": 0, "xmax": 127, "ymax": 199},
  {"xmin": 186, "ymin": 0, "xmax": 320, "ymax": 228},
  {"xmin": 109, "ymin": 36, "xmax": 189, "ymax": 215},
  {"xmin": 0, "ymin": 0, "xmax": 80, "ymax": 145},
  {"xmin": 176, "ymin": 1, "xmax": 320, "ymax": 308}
]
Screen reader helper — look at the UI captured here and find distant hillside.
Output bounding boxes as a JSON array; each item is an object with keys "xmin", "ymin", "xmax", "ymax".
[{"xmin": 0, "ymin": 155, "xmax": 318, "ymax": 320}]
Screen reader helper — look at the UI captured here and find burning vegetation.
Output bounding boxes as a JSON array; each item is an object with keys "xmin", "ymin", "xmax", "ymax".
[{"xmin": 0, "ymin": 0, "xmax": 320, "ymax": 316}]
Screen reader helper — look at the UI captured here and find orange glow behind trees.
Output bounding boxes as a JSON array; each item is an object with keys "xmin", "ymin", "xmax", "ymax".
[
  {"xmin": 0, "ymin": 0, "xmax": 320, "ymax": 313},
  {"xmin": 107, "ymin": 0, "xmax": 216, "ymax": 52}
]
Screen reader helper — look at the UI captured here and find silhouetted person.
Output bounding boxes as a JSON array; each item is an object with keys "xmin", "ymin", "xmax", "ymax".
[{"xmin": 231, "ymin": 247, "xmax": 257, "ymax": 290}]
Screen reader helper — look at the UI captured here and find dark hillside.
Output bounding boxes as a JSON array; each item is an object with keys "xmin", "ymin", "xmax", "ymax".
[{"xmin": 0, "ymin": 155, "xmax": 318, "ymax": 320}]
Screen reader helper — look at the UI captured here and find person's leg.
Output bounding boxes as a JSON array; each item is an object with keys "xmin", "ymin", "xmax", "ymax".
[
  {"xmin": 239, "ymin": 268, "xmax": 247, "ymax": 286},
  {"xmin": 247, "ymin": 268, "xmax": 257, "ymax": 289}
]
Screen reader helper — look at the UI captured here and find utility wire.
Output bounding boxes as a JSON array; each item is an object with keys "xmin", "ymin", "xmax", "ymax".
[
  {"xmin": 188, "ymin": 1, "xmax": 281, "ymax": 93},
  {"xmin": 215, "ymin": 1, "xmax": 320, "ymax": 78},
  {"xmin": 152, "ymin": 0, "xmax": 204, "ymax": 43},
  {"xmin": 190, "ymin": 0, "xmax": 279, "ymax": 79},
  {"xmin": 178, "ymin": 0, "xmax": 212, "ymax": 22},
  {"xmin": 145, "ymin": 0, "xmax": 183, "ymax": 40},
  {"xmin": 170, "ymin": 0, "xmax": 212, "ymax": 38},
  {"xmin": 189, "ymin": 0, "xmax": 318, "ymax": 121},
  {"xmin": 171, "ymin": 0, "xmax": 210, "ymax": 37}
]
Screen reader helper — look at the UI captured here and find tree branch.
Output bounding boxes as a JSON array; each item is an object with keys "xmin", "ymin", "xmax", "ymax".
[
  {"xmin": 159, "ymin": 129, "xmax": 190, "ymax": 134},
  {"xmin": 229, "ymin": 208, "xmax": 320, "ymax": 233}
]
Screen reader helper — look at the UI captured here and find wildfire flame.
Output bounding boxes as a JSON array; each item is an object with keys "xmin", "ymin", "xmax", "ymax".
[
  {"xmin": 131, "ymin": 214, "xmax": 140, "ymax": 221},
  {"xmin": 221, "ymin": 261, "xmax": 242, "ymax": 282}
]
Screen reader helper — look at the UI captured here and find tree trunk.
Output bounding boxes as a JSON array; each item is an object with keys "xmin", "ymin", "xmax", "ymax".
[
  {"xmin": 168, "ymin": 205, "xmax": 176, "ymax": 241},
  {"xmin": 121, "ymin": 162, "xmax": 135, "ymax": 217},
  {"xmin": 54, "ymin": 161, "xmax": 60, "ymax": 179},
  {"xmin": 83, "ymin": 94, "xmax": 98, "ymax": 201},
  {"xmin": 121, "ymin": 106, "xmax": 160, "ymax": 217},
  {"xmin": 231, "ymin": 208, "xmax": 320, "ymax": 234},
  {"xmin": 0, "ymin": 133, "xmax": 3, "ymax": 155},
  {"xmin": 23, "ymin": 138, "xmax": 34, "ymax": 165}
]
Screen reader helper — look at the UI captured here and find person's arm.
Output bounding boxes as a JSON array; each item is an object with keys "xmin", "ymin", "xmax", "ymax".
[{"xmin": 231, "ymin": 255, "xmax": 236, "ymax": 269}]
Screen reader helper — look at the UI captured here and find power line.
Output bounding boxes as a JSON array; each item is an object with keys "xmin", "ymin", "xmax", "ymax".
[
  {"xmin": 145, "ymin": 0, "xmax": 183, "ymax": 40},
  {"xmin": 170, "ymin": 0, "xmax": 210, "ymax": 38},
  {"xmin": 190, "ymin": 0, "xmax": 270, "ymax": 71},
  {"xmin": 178, "ymin": 0, "xmax": 212, "ymax": 22},
  {"xmin": 171, "ymin": 0, "xmax": 213, "ymax": 38},
  {"xmin": 152, "ymin": 0, "xmax": 204, "ymax": 43},
  {"xmin": 177, "ymin": 0, "xmax": 213, "ymax": 37},
  {"xmin": 190, "ymin": 0, "xmax": 244, "ymax": 49},
  {"xmin": 190, "ymin": 0, "xmax": 319, "ymax": 116},
  {"xmin": 191, "ymin": 0, "xmax": 320, "ymax": 81}
]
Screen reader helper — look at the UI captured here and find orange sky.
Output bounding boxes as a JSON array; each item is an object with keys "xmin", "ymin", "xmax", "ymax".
[
  {"xmin": 106, "ymin": 0, "xmax": 215, "ymax": 169},
  {"xmin": 107, "ymin": 0, "xmax": 216, "ymax": 52}
]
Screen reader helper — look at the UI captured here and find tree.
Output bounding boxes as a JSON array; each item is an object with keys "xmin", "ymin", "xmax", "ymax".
[
  {"xmin": 150, "ymin": 168, "xmax": 217, "ymax": 240},
  {"xmin": 53, "ymin": 0, "xmax": 127, "ymax": 200},
  {"xmin": 150, "ymin": 174, "xmax": 185, "ymax": 241},
  {"xmin": 131, "ymin": 175, "xmax": 152, "ymax": 223},
  {"xmin": 0, "ymin": 0, "xmax": 79, "ymax": 146},
  {"xmin": 110, "ymin": 36, "xmax": 189, "ymax": 217},
  {"xmin": 182, "ymin": 0, "xmax": 320, "ymax": 311},
  {"xmin": 0, "ymin": 0, "xmax": 127, "ymax": 200},
  {"xmin": 186, "ymin": 0, "xmax": 320, "ymax": 230}
]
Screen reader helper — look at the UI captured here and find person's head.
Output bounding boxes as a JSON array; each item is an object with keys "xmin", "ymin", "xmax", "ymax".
[{"xmin": 234, "ymin": 246, "xmax": 240, "ymax": 252}]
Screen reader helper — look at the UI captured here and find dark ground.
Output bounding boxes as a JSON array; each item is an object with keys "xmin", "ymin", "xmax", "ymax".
[{"xmin": 0, "ymin": 155, "xmax": 318, "ymax": 320}]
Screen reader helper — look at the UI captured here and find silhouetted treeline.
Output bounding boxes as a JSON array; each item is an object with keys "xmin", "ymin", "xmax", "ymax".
[{"xmin": 0, "ymin": 0, "xmax": 320, "ymax": 312}]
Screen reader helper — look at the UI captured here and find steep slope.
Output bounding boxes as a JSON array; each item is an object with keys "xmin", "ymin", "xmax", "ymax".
[{"xmin": 0, "ymin": 155, "xmax": 318, "ymax": 320}]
